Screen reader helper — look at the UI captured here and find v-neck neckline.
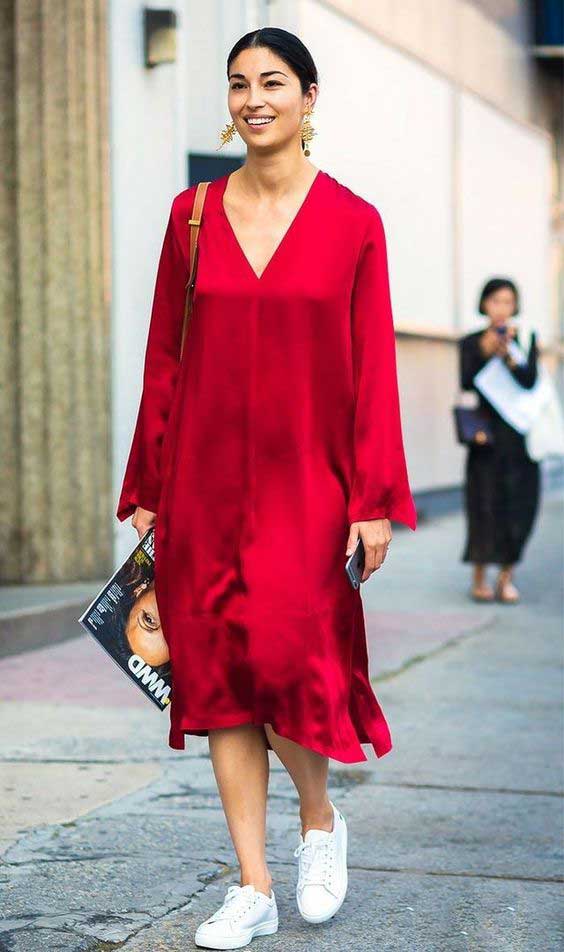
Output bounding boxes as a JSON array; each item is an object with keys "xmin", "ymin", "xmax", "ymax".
[{"xmin": 219, "ymin": 169, "xmax": 323, "ymax": 283}]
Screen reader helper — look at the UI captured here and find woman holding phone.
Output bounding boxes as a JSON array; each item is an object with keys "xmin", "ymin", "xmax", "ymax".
[
  {"xmin": 116, "ymin": 26, "xmax": 416, "ymax": 949},
  {"xmin": 459, "ymin": 278, "xmax": 540, "ymax": 604}
]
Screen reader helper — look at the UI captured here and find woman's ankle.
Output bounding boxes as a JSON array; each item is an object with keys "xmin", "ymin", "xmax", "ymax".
[
  {"xmin": 473, "ymin": 563, "xmax": 488, "ymax": 583},
  {"xmin": 240, "ymin": 869, "xmax": 273, "ymax": 897},
  {"xmin": 299, "ymin": 796, "xmax": 334, "ymax": 836}
]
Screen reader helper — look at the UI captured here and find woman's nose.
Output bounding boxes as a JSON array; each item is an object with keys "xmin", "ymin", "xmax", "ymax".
[{"xmin": 245, "ymin": 89, "xmax": 267, "ymax": 108}]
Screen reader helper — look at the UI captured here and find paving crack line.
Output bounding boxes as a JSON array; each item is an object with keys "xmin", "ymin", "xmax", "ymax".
[
  {"xmin": 371, "ymin": 614, "xmax": 498, "ymax": 684},
  {"xmin": 370, "ymin": 781, "xmax": 563, "ymax": 798},
  {"xmin": 266, "ymin": 859, "xmax": 563, "ymax": 884}
]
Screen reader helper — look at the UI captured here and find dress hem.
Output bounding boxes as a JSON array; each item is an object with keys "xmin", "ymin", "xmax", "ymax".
[{"xmin": 167, "ymin": 713, "xmax": 392, "ymax": 764}]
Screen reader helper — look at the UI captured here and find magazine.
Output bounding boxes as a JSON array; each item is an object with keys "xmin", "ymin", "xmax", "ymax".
[{"xmin": 78, "ymin": 528, "xmax": 171, "ymax": 710}]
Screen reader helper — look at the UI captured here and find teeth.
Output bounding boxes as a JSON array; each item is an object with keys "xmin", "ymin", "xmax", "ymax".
[{"xmin": 247, "ymin": 117, "xmax": 275, "ymax": 125}]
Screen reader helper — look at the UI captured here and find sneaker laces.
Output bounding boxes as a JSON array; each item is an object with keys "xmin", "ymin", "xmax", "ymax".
[
  {"xmin": 294, "ymin": 835, "xmax": 336, "ymax": 891},
  {"xmin": 207, "ymin": 884, "xmax": 262, "ymax": 923}
]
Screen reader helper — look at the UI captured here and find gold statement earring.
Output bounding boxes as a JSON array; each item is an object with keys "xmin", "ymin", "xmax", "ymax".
[
  {"xmin": 217, "ymin": 120, "xmax": 236, "ymax": 151},
  {"xmin": 301, "ymin": 107, "xmax": 316, "ymax": 156}
]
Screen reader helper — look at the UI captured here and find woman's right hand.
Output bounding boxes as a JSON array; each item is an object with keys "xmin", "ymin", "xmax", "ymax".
[
  {"xmin": 479, "ymin": 327, "xmax": 501, "ymax": 358},
  {"xmin": 132, "ymin": 506, "xmax": 157, "ymax": 539}
]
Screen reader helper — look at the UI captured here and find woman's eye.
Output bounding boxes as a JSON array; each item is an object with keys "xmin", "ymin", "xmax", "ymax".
[
  {"xmin": 230, "ymin": 81, "xmax": 282, "ymax": 89},
  {"xmin": 140, "ymin": 609, "xmax": 159, "ymax": 631}
]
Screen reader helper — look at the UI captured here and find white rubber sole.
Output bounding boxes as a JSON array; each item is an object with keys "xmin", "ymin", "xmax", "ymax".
[
  {"xmin": 297, "ymin": 887, "xmax": 347, "ymax": 924},
  {"xmin": 194, "ymin": 916, "xmax": 278, "ymax": 949},
  {"xmin": 296, "ymin": 806, "xmax": 348, "ymax": 924}
]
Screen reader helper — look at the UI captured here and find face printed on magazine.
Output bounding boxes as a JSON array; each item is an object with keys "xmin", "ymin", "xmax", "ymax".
[
  {"xmin": 125, "ymin": 580, "xmax": 170, "ymax": 667},
  {"xmin": 78, "ymin": 529, "xmax": 172, "ymax": 709}
]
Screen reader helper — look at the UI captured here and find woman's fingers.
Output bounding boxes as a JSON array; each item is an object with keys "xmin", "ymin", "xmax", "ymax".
[
  {"xmin": 131, "ymin": 506, "xmax": 156, "ymax": 539},
  {"xmin": 480, "ymin": 328, "xmax": 499, "ymax": 356},
  {"xmin": 348, "ymin": 519, "xmax": 392, "ymax": 582},
  {"xmin": 345, "ymin": 523, "xmax": 360, "ymax": 556},
  {"xmin": 360, "ymin": 542, "xmax": 388, "ymax": 581}
]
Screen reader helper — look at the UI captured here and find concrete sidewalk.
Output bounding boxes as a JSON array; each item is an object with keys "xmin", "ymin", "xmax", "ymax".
[{"xmin": 0, "ymin": 494, "xmax": 562, "ymax": 951}]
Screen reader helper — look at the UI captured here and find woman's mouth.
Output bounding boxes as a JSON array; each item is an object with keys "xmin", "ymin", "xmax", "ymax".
[{"xmin": 244, "ymin": 116, "xmax": 276, "ymax": 127}]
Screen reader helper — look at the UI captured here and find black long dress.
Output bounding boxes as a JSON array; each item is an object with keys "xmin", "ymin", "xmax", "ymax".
[{"xmin": 459, "ymin": 329, "xmax": 541, "ymax": 565}]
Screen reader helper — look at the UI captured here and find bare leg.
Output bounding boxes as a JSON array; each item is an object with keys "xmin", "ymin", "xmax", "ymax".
[
  {"xmin": 496, "ymin": 563, "xmax": 519, "ymax": 601},
  {"xmin": 472, "ymin": 563, "xmax": 494, "ymax": 599},
  {"xmin": 208, "ymin": 724, "xmax": 273, "ymax": 897},
  {"xmin": 263, "ymin": 724, "xmax": 334, "ymax": 836}
]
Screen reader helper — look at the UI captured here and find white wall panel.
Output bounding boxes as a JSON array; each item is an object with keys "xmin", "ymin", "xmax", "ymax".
[
  {"xmin": 110, "ymin": 0, "xmax": 184, "ymax": 562},
  {"xmin": 459, "ymin": 93, "xmax": 551, "ymax": 341},
  {"xmin": 300, "ymin": 0, "xmax": 455, "ymax": 331}
]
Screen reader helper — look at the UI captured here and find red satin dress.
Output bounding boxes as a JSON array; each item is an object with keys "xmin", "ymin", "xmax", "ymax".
[{"xmin": 116, "ymin": 169, "xmax": 417, "ymax": 763}]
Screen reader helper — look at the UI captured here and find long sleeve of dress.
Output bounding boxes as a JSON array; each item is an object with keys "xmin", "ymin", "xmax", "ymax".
[
  {"xmin": 116, "ymin": 200, "xmax": 188, "ymax": 522},
  {"xmin": 346, "ymin": 207, "xmax": 417, "ymax": 531}
]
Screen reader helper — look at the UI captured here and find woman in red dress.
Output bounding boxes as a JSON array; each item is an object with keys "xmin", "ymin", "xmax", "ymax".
[{"xmin": 117, "ymin": 27, "xmax": 416, "ymax": 949}]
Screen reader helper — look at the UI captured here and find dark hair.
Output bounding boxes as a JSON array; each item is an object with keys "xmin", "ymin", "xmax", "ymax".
[
  {"xmin": 227, "ymin": 27, "xmax": 318, "ymax": 97},
  {"xmin": 478, "ymin": 277, "xmax": 520, "ymax": 316}
]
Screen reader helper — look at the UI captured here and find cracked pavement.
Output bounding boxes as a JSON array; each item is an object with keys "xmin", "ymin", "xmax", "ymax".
[{"xmin": 0, "ymin": 495, "xmax": 562, "ymax": 951}]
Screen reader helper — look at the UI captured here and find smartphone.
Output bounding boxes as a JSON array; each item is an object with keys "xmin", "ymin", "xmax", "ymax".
[{"xmin": 345, "ymin": 537, "xmax": 365, "ymax": 589}]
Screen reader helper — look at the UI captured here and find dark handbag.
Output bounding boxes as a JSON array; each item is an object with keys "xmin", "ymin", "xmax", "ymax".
[
  {"xmin": 180, "ymin": 180, "xmax": 211, "ymax": 360},
  {"xmin": 452, "ymin": 405, "xmax": 495, "ymax": 446}
]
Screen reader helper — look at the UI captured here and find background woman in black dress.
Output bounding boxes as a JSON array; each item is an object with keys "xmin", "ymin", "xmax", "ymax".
[{"xmin": 459, "ymin": 278, "xmax": 541, "ymax": 604}]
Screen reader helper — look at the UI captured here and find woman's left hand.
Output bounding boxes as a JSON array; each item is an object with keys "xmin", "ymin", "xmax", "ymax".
[{"xmin": 346, "ymin": 519, "xmax": 392, "ymax": 582}]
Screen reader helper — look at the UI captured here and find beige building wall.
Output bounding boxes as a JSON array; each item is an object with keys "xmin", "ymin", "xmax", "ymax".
[{"xmin": 0, "ymin": 0, "xmax": 111, "ymax": 583}]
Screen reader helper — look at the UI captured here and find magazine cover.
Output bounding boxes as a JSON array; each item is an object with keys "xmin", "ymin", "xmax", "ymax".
[{"xmin": 78, "ymin": 528, "xmax": 172, "ymax": 710}]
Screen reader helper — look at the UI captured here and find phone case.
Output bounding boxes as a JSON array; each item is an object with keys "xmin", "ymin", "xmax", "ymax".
[{"xmin": 345, "ymin": 537, "xmax": 365, "ymax": 589}]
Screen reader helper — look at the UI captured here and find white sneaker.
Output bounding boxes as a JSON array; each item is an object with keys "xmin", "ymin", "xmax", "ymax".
[
  {"xmin": 194, "ymin": 882, "xmax": 278, "ymax": 949},
  {"xmin": 293, "ymin": 800, "xmax": 348, "ymax": 924}
]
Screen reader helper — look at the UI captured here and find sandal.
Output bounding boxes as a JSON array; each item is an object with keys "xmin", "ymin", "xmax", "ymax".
[
  {"xmin": 495, "ymin": 578, "xmax": 520, "ymax": 604},
  {"xmin": 470, "ymin": 583, "xmax": 495, "ymax": 602}
]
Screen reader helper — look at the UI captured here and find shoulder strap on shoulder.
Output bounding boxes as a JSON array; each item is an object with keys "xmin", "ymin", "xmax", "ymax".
[{"xmin": 180, "ymin": 181, "xmax": 210, "ymax": 360}]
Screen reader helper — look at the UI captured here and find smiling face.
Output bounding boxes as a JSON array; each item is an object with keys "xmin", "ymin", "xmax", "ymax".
[
  {"xmin": 483, "ymin": 286, "xmax": 518, "ymax": 329},
  {"xmin": 227, "ymin": 46, "xmax": 316, "ymax": 153}
]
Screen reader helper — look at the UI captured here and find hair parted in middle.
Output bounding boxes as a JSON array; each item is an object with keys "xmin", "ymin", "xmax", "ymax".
[{"xmin": 226, "ymin": 27, "xmax": 319, "ymax": 95}]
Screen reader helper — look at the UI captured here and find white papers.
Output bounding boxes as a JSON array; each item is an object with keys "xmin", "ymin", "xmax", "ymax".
[
  {"xmin": 507, "ymin": 340, "xmax": 528, "ymax": 365},
  {"xmin": 473, "ymin": 350, "xmax": 546, "ymax": 434},
  {"xmin": 526, "ymin": 372, "xmax": 564, "ymax": 459}
]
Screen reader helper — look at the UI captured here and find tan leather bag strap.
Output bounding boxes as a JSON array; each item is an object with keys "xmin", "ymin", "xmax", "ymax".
[{"xmin": 180, "ymin": 180, "xmax": 210, "ymax": 360}]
